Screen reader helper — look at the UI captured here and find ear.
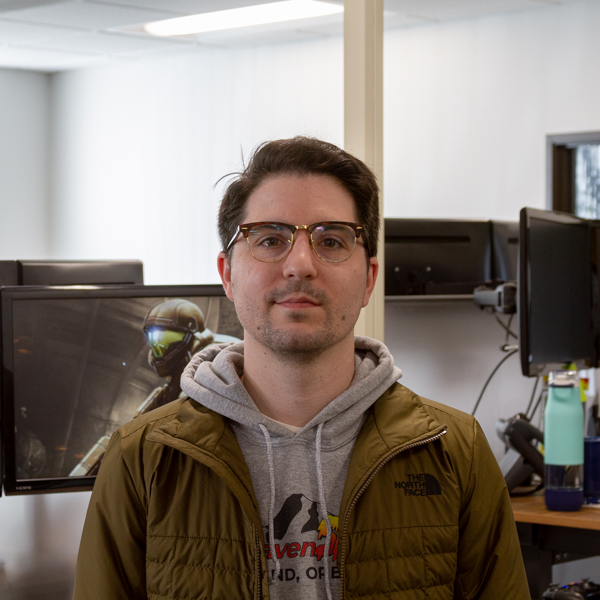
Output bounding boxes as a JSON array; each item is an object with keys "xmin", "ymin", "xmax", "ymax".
[
  {"xmin": 362, "ymin": 257, "xmax": 379, "ymax": 308},
  {"xmin": 217, "ymin": 251, "xmax": 234, "ymax": 301}
]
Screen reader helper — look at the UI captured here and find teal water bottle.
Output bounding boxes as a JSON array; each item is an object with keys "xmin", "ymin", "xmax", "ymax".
[{"xmin": 544, "ymin": 370, "xmax": 584, "ymax": 511}]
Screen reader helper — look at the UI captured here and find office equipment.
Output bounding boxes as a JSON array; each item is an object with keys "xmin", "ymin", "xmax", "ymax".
[
  {"xmin": 18, "ymin": 260, "xmax": 144, "ymax": 285},
  {"xmin": 473, "ymin": 281, "xmax": 517, "ymax": 314},
  {"xmin": 0, "ymin": 284, "xmax": 242, "ymax": 495},
  {"xmin": 518, "ymin": 207, "xmax": 598, "ymax": 377},
  {"xmin": 384, "ymin": 219, "xmax": 519, "ymax": 297},
  {"xmin": 0, "ymin": 259, "xmax": 145, "ymax": 498},
  {"xmin": 384, "ymin": 219, "xmax": 492, "ymax": 295},
  {"xmin": 543, "ymin": 580, "xmax": 600, "ymax": 599},
  {"xmin": 0, "ymin": 261, "xmax": 18, "ymax": 286},
  {"xmin": 496, "ymin": 413, "xmax": 544, "ymax": 493},
  {"xmin": 0, "ymin": 260, "xmax": 143, "ymax": 286}
]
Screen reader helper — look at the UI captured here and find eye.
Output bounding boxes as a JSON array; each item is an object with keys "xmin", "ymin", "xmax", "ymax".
[
  {"xmin": 315, "ymin": 231, "xmax": 352, "ymax": 250},
  {"xmin": 258, "ymin": 235, "xmax": 286, "ymax": 248},
  {"xmin": 319, "ymin": 236, "xmax": 345, "ymax": 249}
]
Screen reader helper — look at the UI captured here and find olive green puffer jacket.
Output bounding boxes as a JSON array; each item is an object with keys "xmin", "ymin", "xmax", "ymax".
[{"xmin": 73, "ymin": 383, "xmax": 530, "ymax": 600}]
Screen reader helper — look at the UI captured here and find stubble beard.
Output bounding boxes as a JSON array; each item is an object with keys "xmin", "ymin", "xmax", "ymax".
[{"xmin": 237, "ymin": 280, "xmax": 361, "ymax": 361}]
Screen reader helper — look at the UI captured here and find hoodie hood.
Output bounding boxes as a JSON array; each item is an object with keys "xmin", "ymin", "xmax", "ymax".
[{"xmin": 180, "ymin": 336, "xmax": 402, "ymax": 445}]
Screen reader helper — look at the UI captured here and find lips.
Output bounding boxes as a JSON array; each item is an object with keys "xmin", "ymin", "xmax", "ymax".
[{"xmin": 276, "ymin": 295, "xmax": 320, "ymax": 309}]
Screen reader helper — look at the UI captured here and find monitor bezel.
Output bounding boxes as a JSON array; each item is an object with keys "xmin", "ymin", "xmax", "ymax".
[
  {"xmin": 518, "ymin": 207, "xmax": 594, "ymax": 377},
  {"xmin": 1, "ymin": 283, "xmax": 227, "ymax": 495}
]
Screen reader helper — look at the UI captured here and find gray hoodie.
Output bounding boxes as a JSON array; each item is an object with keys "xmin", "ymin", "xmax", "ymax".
[{"xmin": 180, "ymin": 336, "xmax": 402, "ymax": 600}]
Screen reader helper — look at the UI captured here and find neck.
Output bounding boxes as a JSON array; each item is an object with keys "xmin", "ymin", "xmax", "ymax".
[{"xmin": 242, "ymin": 333, "xmax": 356, "ymax": 427}]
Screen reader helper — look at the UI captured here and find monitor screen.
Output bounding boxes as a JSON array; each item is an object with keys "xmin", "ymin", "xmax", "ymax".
[
  {"xmin": 519, "ymin": 208, "xmax": 594, "ymax": 377},
  {"xmin": 1, "ymin": 284, "xmax": 242, "ymax": 495}
]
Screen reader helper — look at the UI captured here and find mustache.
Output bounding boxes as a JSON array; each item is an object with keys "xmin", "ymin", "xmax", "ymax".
[{"xmin": 266, "ymin": 281, "xmax": 329, "ymax": 305}]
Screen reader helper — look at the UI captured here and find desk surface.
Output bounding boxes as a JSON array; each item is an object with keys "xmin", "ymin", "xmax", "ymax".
[{"xmin": 511, "ymin": 494, "xmax": 600, "ymax": 530}]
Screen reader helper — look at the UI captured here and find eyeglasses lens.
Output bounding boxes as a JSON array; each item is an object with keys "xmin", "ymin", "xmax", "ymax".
[
  {"xmin": 247, "ymin": 223, "xmax": 356, "ymax": 263},
  {"xmin": 311, "ymin": 224, "xmax": 356, "ymax": 262},
  {"xmin": 247, "ymin": 224, "xmax": 293, "ymax": 262}
]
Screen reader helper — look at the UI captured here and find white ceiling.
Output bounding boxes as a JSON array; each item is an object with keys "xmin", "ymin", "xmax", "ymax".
[{"xmin": 0, "ymin": 0, "xmax": 582, "ymax": 72}]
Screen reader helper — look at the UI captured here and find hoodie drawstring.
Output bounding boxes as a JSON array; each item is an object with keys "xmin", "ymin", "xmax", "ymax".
[
  {"xmin": 258, "ymin": 424, "xmax": 281, "ymax": 584},
  {"xmin": 258, "ymin": 422, "xmax": 334, "ymax": 600},
  {"xmin": 316, "ymin": 423, "xmax": 334, "ymax": 600}
]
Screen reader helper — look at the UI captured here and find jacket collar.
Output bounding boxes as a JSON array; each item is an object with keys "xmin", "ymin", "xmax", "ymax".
[{"xmin": 340, "ymin": 382, "xmax": 447, "ymax": 514}]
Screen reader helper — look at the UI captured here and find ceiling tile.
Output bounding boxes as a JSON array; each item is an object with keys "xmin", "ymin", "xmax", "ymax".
[
  {"xmin": 20, "ymin": 30, "xmax": 185, "ymax": 54},
  {"xmin": 1, "ymin": 0, "xmax": 178, "ymax": 29},
  {"xmin": 0, "ymin": 18, "xmax": 83, "ymax": 42},
  {"xmin": 0, "ymin": 0, "xmax": 63, "ymax": 12},
  {"xmin": 384, "ymin": 0, "xmax": 577, "ymax": 21}
]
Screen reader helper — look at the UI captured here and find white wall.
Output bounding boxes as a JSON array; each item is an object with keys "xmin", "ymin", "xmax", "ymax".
[
  {"xmin": 0, "ymin": 69, "xmax": 50, "ymax": 260},
  {"xmin": 383, "ymin": 0, "xmax": 600, "ymax": 221},
  {"xmin": 385, "ymin": 300, "xmax": 532, "ymax": 459},
  {"xmin": 49, "ymin": 38, "xmax": 344, "ymax": 285}
]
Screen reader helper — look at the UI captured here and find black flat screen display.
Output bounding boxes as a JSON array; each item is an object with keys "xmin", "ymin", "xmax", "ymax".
[
  {"xmin": 519, "ymin": 208, "xmax": 597, "ymax": 376},
  {"xmin": 1, "ymin": 285, "xmax": 242, "ymax": 495}
]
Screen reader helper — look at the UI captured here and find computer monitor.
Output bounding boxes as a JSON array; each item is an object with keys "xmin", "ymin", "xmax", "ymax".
[
  {"xmin": 0, "ymin": 260, "xmax": 144, "ymax": 286},
  {"xmin": 384, "ymin": 219, "xmax": 492, "ymax": 295},
  {"xmin": 17, "ymin": 260, "xmax": 144, "ymax": 286},
  {"xmin": 0, "ymin": 284, "xmax": 242, "ymax": 495},
  {"xmin": 519, "ymin": 207, "xmax": 596, "ymax": 377}
]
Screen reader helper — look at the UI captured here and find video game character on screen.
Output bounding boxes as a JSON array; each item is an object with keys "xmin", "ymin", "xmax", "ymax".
[{"xmin": 69, "ymin": 298, "xmax": 240, "ymax": 476}]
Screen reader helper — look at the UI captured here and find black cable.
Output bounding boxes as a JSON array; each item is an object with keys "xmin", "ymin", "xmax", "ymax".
[
  {"xmin": 525, "ymin": 376, "xmax": 540, "ymax": 419},
  {"xmin": 472, "ymin": 349, "xmax": 519, "ymax": 416},
  {"xmin": 495, "ymin": 312, "xmax": 518, "ymax": 341}
]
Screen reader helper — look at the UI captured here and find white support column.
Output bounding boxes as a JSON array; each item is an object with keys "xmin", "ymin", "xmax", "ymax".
[{"xmin": 344, "ymin": 0, "xmax": 385, "ymax": 342}]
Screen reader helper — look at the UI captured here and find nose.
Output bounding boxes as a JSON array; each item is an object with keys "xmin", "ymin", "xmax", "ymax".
[{"xmin": 281, "ymin": 230, "xmax": 318, "ymax": 279}]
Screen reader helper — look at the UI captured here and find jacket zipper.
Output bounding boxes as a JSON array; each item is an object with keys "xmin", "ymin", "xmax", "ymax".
[
  {"xmin": 338, "ymin": 429, "xmax": 447, "ymax": 599},
  {"xmin": 255, "ymin": 527, "xmax": 263, "ymax": 599}
]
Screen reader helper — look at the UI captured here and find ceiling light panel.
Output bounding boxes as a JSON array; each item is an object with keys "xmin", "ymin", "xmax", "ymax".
[
  {"xmin": 92, "ymin": 0, "xmax": 283, "ymax": 14},
  {"xmin": 144, "ymin": 0, "xmax": 343, "ymax": 36}
]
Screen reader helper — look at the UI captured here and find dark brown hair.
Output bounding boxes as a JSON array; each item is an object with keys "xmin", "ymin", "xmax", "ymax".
[{"xmin": 217, "ymin": 136, "xmax": 379, "ymax": 260}]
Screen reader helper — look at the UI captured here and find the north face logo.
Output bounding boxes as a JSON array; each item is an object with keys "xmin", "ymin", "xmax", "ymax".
[{"xmin": 394, "ymin": 474, "xmax": 442, "ymax": 496}]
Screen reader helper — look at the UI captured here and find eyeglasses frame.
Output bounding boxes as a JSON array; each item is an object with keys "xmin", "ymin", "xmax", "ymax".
[{"xmin": 225, "ymin": 221, "xmax": 368, "ymax": 263}]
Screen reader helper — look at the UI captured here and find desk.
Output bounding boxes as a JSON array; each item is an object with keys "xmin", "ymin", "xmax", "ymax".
[{"xmin": 511, "ymin": 495, "xmax": 600, "ymax": 598}]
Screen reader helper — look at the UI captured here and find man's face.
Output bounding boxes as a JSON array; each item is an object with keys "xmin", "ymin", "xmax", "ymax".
[{"xmin": 218, "ymin": 174, "xmax": 378, "ymax": 358}]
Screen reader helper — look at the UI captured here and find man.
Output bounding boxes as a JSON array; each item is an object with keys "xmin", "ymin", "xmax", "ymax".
[{"xmin": 73, "ymin": 137, "xmax": 529, "ymax": 600}]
